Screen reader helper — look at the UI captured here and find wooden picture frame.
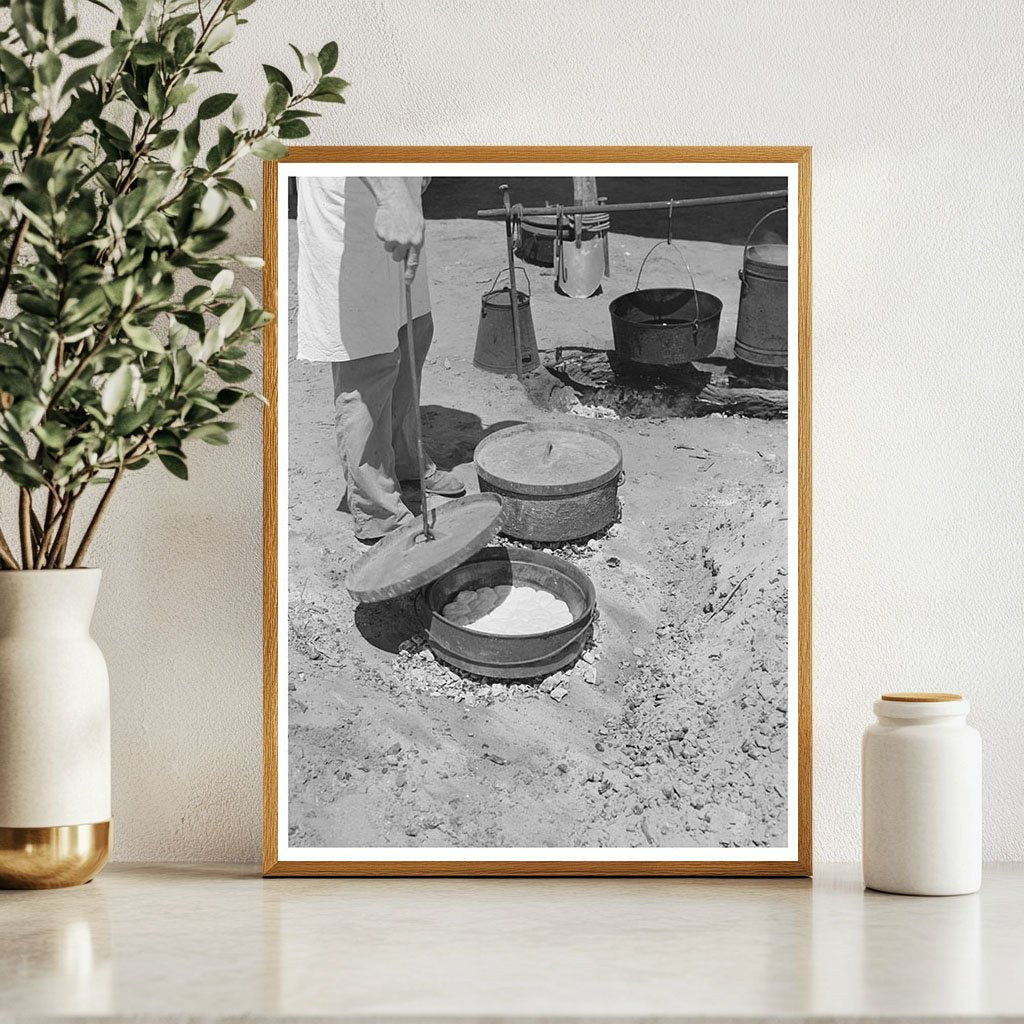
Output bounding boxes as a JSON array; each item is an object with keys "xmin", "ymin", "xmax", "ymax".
[{"xmin": 263, "ymin": 147, "xmax": 812, "ymax": 876}]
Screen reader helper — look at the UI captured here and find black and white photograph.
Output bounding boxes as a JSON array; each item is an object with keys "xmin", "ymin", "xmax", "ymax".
[{"xmin": 267, "ymin": 153, "xmax": 810, "ymax": 873}]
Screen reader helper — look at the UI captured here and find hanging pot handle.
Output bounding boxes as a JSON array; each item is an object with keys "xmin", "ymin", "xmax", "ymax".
[
  {"xmin": 486, "ymin": 264, "xmax": 532, "ymax": 298},
  {"xmin": 633, "ymin": 240, "xmax": 702, "ymax": 330},
  {"xmin": 742, "ymin": 207, "xmax": 788, "ymax": 264}
]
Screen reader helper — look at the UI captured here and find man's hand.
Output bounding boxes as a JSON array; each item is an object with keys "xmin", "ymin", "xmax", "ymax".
[{"xmin": 362, "ymin": 177, "xmax": 424, "ymax": 282}]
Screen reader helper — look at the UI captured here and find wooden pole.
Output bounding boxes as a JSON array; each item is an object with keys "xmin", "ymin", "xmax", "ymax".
[
  {"xmin": 572, "ymin": 177, "xmax": 598, "ymax": 249},
  {"xmin": 477, "ymin": 188, "xmax": 788, "ymax": 219},
  {"xmin": 500, "ymin": 185, "xmax": 526, "ymax": 380}
]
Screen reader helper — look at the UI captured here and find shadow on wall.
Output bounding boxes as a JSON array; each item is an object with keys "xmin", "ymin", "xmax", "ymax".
[{"xmin": 286, "ymin": 176, "xmax": 788, "ymax": 246}]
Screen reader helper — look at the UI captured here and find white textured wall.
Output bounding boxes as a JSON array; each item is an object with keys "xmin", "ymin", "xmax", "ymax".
[{"xmin": 68, "ymin": 0, "xmax": 1024, "ymax": 862}]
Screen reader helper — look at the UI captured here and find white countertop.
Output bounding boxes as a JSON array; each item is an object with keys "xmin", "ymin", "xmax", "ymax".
[{"xmin": 2, "ymin": 863, "xmax": 1021, "ymax": 1021}]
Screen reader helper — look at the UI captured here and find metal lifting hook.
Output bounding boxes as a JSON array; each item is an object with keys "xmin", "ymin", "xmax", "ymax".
[{"xmin": 402, "ymin": 267, "xmax": 434, "ymax": 542}]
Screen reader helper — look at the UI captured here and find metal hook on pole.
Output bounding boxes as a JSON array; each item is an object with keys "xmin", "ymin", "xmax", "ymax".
[{"xmin": 667, "ymin": 200, "xmax": 674, "ymax": 245}]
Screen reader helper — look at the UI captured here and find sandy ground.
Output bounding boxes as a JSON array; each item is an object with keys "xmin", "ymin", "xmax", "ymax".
[{"xmin": 286, "ymin": 194, "xmax": 789, "ymax": 850}]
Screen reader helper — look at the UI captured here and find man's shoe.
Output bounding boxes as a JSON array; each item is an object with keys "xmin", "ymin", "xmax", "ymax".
[
  {"xmin": 353, "ymin": 533, "xmax": 385, "ymax": 550},
  {"xmin": 401, "ymin": 469, "xmax": 466, "ymax": 497}
]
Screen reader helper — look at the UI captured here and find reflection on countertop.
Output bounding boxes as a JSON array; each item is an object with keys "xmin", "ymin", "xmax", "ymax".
[{"xmin": 2, "ymin": 863, "xmax": 1021, "ymax": 1020}]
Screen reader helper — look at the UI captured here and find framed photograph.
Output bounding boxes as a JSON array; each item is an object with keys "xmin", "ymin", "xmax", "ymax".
[{"xmin": 263, "ymin": 147, "xmax": 811, "ymax": 876}]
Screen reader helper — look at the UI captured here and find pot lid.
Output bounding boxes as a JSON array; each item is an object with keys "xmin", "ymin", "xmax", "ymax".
[
  {"xmin": 746, "ymin": 243, "xmax": 788, "ymax": 269},
  {"xmin": 345, "ymin": 493, "xmax": 504, "ymax": 604},
  {"xmin": 474, "ymin": 422, "xmax": 623, "ymax": 497}
]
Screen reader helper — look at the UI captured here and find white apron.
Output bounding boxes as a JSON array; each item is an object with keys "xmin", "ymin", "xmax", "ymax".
[{"xmin": 296, "ymin": 176, "xmax": 431, "ymax": 362}]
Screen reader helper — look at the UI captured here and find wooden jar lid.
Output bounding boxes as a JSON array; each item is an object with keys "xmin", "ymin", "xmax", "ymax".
[
  {"xmin": 474, "ymin": 423, "xmax": 622, "ymax": 497},
  {"xmin": 880, "ymin": 692, "xmax": 963, "ymax": 702}
]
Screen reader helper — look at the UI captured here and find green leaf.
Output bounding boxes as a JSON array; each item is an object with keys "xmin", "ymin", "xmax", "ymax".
[
  {"xmin": 277, "ymin": 120, "xmax": 310, "ymax": 140},
  {"xmin": 63, "ymin": 38, "xmax": 104, "ymax": 58},
  {"xmin": 182, "ymin": 285, "xmax": 212, "ymax": 310},
  {"xmin": 203, "ymin": 15, "xmax": 236, "ymax": 53},
  {"xmin": 0, "ymin": 346, "xmax": 30, "ymax": 371},
  {"xmin": 309, "ymin": 87, "xmax": 346, "ymax": 104},
  {"xmin": 96, "ymin": 43, "xmax": 128, "ymax": 81},
  {"xmin": 317, "ymin": 41, "xmax": 339, "ymax": 75},
  {"xmin": 101, "ymin": 365, "xmax": 133, "ymax": 415},
  {"xmin": 1, "ymin": 456, "xmax": 46, "ymax": 487},
  {"xmin": 262, "ymin": 64, "xmax": 292, "ymax": 94},
  {"xmin": 17, "ymin": 292, "xmax": 58, "ymax": 317},
  {"xmin": 123, "ymin": 322, "xmax": 164, "ymax": 353},
  {"xmin": 61, "ymin": 62, "xmax": 97, "ymax": 96},
  {"xmin": 215, "ymin": 388, "xmax": 247, "ymax": 408},
  {"xmin": 218, "ymin": 296, "xmax": 246, "ymax": 339},
  {"xmin": 251, "ymin": 137, "xmax": 287, "ymax": 160},
  {"xmin": 264, "ymin": 81, "xmax": 288, "ymax": 117},
  {"xmin": 172, "ymin": 26, "xmax": 196, "ymax": 65},
  {"xmin": 112, "ymin": 404, "xmax": 152, "ymax": 435},
  {"xmin": 190, "ymin": 422, "xmax": 231, "ymax": 445},
  {"xmin": 166, "ymin": 82, "xmax": 199, "ymax": 107},
  {"xmin": 132, "ymin": 42, "xmax": 168, "ymax": 66},
  {"xmin": 38, "ymin": 51, "xmax": 62, "ymax": 86},
  {"xmin": 210, "ymin": 268, "xmax": 233, "ymax": 294},
  {"xmin": 10, "ymin": 1, "xmax": 44, "ymax": 51},
  {"xmin": 214, "ymin": 362, "xmax": 251, "ymax": 383},
  {"xmin": 158, "ymin": 452, "xmax": 188, "ymax": 479},
  {"xmin": 9, "ymin": 399, "xmax": 45, "ymax": 432},
  {"xmin": 149, "ymin": 128, "xmax": 177, "ymax": 149},
  {"xmin": 181, "ymin": 364, "xmax": 206, "ymax": 391},
  {"xmin": 54, "ymin": 9, "xmax": 77, "ymax": 39},
  {"xmin": 113, "ymin": 187, "xmax": 148, "ymax": 229},
  {"xmin": 34, "ymin": 421, "xmax": 70, "ymax": 449},
  {"xmin": 0, "ymin": 49, "xmax": 33, "ymax": 86},
  {"xmin": 198, "ymin": 91, "xmax": 237, "ymax": 119},
  {"xmin": 121, "ymin": 0, "xmax": 152, "ymax": 33}
]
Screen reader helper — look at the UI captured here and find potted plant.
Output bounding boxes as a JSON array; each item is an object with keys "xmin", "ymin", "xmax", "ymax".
[{"xmin": 0, "ymin": 0, "xmax": 344, "ymax": 887}]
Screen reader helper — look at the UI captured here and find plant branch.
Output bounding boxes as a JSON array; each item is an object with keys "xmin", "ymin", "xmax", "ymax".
[
  {"xmin": 0, "ymin": 113, "xmax": 52, "ymax": 309},
  {"xmin": 46, "ymin": 299, "xmax": 140, "ymax": 413},
  {"xmin": 0, "ymin": 527, "xmax": 19, "ymax": 570},
  {"xmin": 18, "ymin": 489, "xmax": 34, "ymax": 569},
  {"xmin": 0, "ymin": 216, "xmax": 31, "ymax": 310},
  {"xmin": 70, "ymin": 465, "xmax": 124, "ymax": 568},
  {"xmin": 29, "ymin": 506, "xmax": 43, "ymax": 545},
  {"xmin": 44, "ymin": 491, "xmax": 79, "ymax": 569},
  {"xmin": 35, "ymin": 487, "xmax": 66, "ymax": 566}
]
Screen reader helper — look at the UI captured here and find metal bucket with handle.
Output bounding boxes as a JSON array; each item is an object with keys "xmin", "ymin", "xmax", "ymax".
[
  {"xmin": 734, "ymin": 207, "xmax": 788, "ymax": 368},
  {"xmin": 473, "ymin": 267, "xmax": 540, "ymax": 375},
  {"xmin": 608, "ymin": 239, "xmax": 722, "ymax": 375}
]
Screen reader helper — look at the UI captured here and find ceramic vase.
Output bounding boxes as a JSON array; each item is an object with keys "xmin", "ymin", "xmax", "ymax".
[{"xmin": 0, "ymin": 569, "xmax": 110, "ymax": 888}]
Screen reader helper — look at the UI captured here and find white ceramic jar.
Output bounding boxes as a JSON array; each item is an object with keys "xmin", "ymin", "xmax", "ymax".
[{"xmin": 862, "ymin": 693, "xmax": 981, "ymax": 895}]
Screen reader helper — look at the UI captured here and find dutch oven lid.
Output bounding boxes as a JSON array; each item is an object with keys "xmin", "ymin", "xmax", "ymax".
[
  {"xmin": 474, "ymin": 422, "xmax": 623, "ymax": 497},
  {"xmin": 345, "ymin": 493, "xmax": 504, "ymax": 603}
]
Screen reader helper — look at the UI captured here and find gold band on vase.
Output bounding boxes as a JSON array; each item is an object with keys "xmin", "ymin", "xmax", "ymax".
[{"xmin": 0, "ymin": 821, "xmax": 110, "ymax": 889}]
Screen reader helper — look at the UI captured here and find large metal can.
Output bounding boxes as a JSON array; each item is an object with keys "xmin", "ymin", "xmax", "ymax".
[{"xmin": 735, "ymin": 208, "xmax": 789, "ymax": 368}]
